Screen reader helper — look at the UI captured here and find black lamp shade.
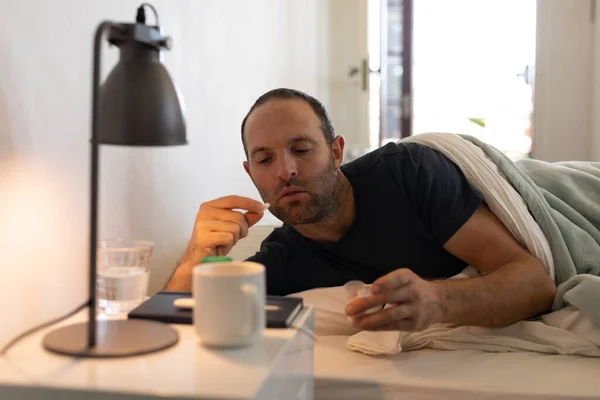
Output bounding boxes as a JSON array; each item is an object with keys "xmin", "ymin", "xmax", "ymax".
[{"xmin": 98, "ymin": 27, "xmax": 187, "ymax": 146}]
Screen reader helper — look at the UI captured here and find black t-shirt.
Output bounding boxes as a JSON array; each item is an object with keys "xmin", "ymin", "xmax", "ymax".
[{"xmin": 247, "ymin": 142, "xmax": 483, "ymax": 296}]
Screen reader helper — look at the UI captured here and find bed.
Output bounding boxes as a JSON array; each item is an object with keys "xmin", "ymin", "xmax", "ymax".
[
  {"xmin": 233, "ymin": 224, "xmax": 600, "ymax": 400},
  {"xmin": 313, "ymin": 335, "xmax": 599, "ymax": 400},
  {"xmin": 291, "ymin": 284, "xmax": 600, "ymax": 400}
]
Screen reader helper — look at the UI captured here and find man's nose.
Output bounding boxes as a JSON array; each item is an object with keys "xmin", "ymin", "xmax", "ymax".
[{"xmin": 276, "ymin": 152, "xmax": 298, "ymax": 181}]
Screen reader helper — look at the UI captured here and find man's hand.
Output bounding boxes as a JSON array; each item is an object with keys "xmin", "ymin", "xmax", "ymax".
[
  {"xmin": 165, "ymin": 195, "xmax": 266, "ymax": 291},
  {"xmin": 187, "ymin": 195, "xmax": 266, "ymax": 263},
  {"xmin": 344, "ymin": 269, "xmax": 442, "ymax": 331}
]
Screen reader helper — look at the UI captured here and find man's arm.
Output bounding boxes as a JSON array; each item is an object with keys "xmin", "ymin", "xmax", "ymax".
[
  {"xmin": 434, "ymin": 204, "xmax": 556, "ymax": 327},
  {"xmin": 164, "ymin": 251, "xmax": 196, "ymax": 292},
  {"xmin": 345, "ymin": 204, "xmax": 557, "ymax": 330},
  {"xmin": 433, "ymin": 260, "xmax": 550, "ymax": 327}
]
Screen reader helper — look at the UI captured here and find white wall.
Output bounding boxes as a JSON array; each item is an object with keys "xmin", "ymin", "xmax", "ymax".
[
  {"xmin": 533, "ymin": 0, "xmax": 594, "ymax": 162},
  {"xmin": 0, "ymin": 0, "xmax": 328, "ymax": 349}
]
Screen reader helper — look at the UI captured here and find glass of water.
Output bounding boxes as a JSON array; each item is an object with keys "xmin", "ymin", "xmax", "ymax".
[{"xmin": 96, "ymin": 239, "xmax": 154, "ymax": 315}]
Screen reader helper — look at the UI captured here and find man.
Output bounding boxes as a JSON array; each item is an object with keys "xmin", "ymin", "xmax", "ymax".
[{"xmin": 166, "ymin": 88, "xmax": 556, "ymax": 332}]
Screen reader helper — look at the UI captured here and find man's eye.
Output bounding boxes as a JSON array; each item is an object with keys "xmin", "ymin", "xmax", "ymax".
[
  {"xmin": 258, "ymin": 157, "xmax": 272, "ymax": 164},
  {"xmin": 294, "ymin": 148, "xmax": 311, "ymax": 154}
]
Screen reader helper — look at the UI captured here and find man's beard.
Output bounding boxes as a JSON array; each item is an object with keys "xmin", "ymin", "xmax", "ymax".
[{"xmin": 259, "ymin": 158, "xmax": 340, "ymax": 225}]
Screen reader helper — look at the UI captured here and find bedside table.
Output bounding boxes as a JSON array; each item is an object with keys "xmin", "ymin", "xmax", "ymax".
[{"xmin": 0, "ymin": 306, "xmax": 315, "ymax": 400}]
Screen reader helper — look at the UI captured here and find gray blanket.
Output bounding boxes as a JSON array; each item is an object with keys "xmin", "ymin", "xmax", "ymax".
[{"xmin": 460, "ymin": 135, "xmax": 600, "ymax": 324}]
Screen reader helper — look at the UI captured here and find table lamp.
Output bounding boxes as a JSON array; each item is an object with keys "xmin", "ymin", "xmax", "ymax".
[{"xmin": 42, "ymin": 3, "xmax": 186, "ymax": 357}]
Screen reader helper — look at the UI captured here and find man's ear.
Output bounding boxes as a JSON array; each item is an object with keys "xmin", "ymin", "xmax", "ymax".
[
  {"xmin": 243, "ymin": 160, "xmax": 250, "ymax": 177},
  {"xmin": 331, "ymin": 135, "xmax": 345, "ymax": 169}
]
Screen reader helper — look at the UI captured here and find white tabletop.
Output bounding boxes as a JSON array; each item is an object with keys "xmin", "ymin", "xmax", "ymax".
[{"xmin": 0, "ymin": 306, "xmax": 315, "ymax": 400}]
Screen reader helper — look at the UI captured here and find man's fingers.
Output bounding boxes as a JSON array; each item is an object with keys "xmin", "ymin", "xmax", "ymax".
[
  {"xmin": 345, "ymin": 294, "xmax": 387, "ymax": 316},
  {"xmin": 345, "ymin": 283, "xmax": 416, "ymax": 316},
  {"xmin": 209, "ymin": 195, "xmax": 265, "ymax": 213},
  {"xmin": 371, "ymin": 268, "xmax": 414, "ymax": 294},
  {"xmin": 209, "ymin": 231, "xmax": 236, "ymax": 250},
  {"xmin": 384, "ymin": 285, "xmax": 414, "ymax": 304},
  {"xmin": 244, "ymin": 211, "xmax": 264, "ymax": 228},
  {"xmin": 203, "ymin": 209, "xmax": 249, "ymax": 236},
  {"xmin": 351, "ymin": 304, "xmax": 414, "ymax": 330},
  {"xmin": 184, "ymin": 197, "xmax": 264, "ymax": 266},
  {"xmin": 202, "ymin": 220, "xmax": 242, "ymax": 245}
]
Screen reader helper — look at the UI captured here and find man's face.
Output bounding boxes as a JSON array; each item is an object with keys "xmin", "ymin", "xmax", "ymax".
[{"xmin": 243, "ymin": 99, "xmax": 344, "ymax": 225}]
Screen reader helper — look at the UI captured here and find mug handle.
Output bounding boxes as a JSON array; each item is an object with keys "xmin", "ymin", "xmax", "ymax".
[{"xmin": 240, "ymin": 284, "xmax": 259, "ymax": 337}]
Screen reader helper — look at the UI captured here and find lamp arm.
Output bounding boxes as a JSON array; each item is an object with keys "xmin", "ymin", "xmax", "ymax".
[{"xmin": 88, "ymin": 20, "xmax": 117, "ymax": 349}]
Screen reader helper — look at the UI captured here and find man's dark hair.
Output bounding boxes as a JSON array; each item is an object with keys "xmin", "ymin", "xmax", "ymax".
[{"xmin": 241, "ymin": 88, "xmax": 335, "ymax": 156}]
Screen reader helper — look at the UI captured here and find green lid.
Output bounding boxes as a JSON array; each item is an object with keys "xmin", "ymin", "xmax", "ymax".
[{"xmin": 201, "ymin": 256, "xmax": 233, "ymax": 264}]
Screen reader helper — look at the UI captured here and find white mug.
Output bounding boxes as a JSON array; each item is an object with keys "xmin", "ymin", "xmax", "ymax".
[{"xmin": 192, "ymin": 261, "xmax": 266, "ymax": 347}]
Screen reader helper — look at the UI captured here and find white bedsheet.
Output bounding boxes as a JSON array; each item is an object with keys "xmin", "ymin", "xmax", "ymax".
[
  {"xmin": 348, "ymin": 304, "xmax": 600, "ymax": 357},
  {"xmin": 314, "ymin": 335, "xmax": 600, "ymax": 400},
  {"xmin": 291, "ymin": 286, "xmax": 600, "ymax": 399}
]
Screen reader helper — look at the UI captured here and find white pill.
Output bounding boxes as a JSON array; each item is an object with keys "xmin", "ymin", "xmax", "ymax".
[{"xmin": 173, "ymin": 298, "xmax": 195, "ymax": 309}]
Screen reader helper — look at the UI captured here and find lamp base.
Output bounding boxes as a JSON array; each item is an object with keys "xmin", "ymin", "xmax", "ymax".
[{"xmin": 42, "ymin": 319, "xmax": 179, "ymax": 358}]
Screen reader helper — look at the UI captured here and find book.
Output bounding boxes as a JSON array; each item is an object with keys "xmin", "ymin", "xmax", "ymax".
[
  {"xmin": 265, "ymin": 295, "xmax": 304, "ymax": 328},
  {"xmin": 128, "ymin": 291, "xmax": 303, "ymax": 329}
]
